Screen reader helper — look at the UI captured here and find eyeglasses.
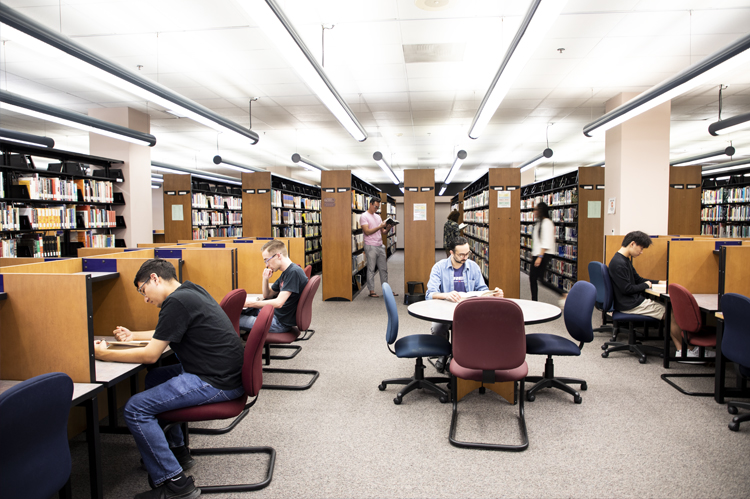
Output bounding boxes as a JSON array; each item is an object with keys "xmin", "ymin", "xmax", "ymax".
[
  {"xmin": 263, "ymin": 253, "xmax": 279, "ymax": 265},
  {"xmin": 454, "ymin": 252, "xmax": 470, "ymax": 259},
  {"xmin": 137, "ymin": 279, "xmax": 149, "ymax": 296}
]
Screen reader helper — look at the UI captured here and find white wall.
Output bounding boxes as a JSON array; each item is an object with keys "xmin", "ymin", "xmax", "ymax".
[{"xmin": 152, "ymin": 187, "xmax": 164, "ymax": 231}]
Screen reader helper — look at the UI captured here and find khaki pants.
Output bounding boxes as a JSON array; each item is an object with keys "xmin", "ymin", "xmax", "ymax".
[{"xmin": 622, "ymin": 298, "xmax": 665, "ymax": 320}]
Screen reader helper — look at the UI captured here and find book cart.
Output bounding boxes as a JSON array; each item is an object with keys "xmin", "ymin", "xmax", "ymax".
[
  {"xmin": 519, "ymin": 166, "xmax": 604, "ymax": 291},
  {"xmin": 321, "ymin": 170, "xmax": 380, "ymax": 301},
  {"xmin": 0, "ymin": 140, "xmax": 125, "ymax": 258},
  {"xmin": 380, "ymin": 192, "xmax": 398, "ymax": 258}
]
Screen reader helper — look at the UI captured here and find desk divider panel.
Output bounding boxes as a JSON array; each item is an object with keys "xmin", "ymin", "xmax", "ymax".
[
  {"xmin": 77, "ymin": 248, "xmax": 126, "ymax": 258},
  {"xmin": 720, "ymin": 245, "xmax": 750, "ymax": 299},
  {"xmin": 179, "ymin": 248, "xmax": 236, "ymax": 302},
  {"xmin": 604, "ymin": 235, "xmax": 669, "ymax": 281},
  {"xmin": 0, "ymin": 258, "xmax": 83, "ymax": 274},
  {"xmin": 667, "ymin": 240, "xmax": 726, "ymax": 293},
  {"xmin": 221, "ymin": 242, "xmax": 273, "ymax": 294},
  {"xmin": 0, "ymin": 273, "xmax": 92, "ymax": 382},
  {"xmin": 0, "ymin": 257, "xmax": 45, "ymax": 268},
  {"xmin": 102, "ymin": 249, "xmax": 155, "ymax": 259}
]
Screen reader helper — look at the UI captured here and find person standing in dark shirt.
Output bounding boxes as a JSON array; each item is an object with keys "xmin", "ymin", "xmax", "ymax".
[
  {"xmin": 443, "ymin": 210, "xmax": 460, "ymax": 257},
  {"xmin": 94, "ymin": 259, "xmax": 244, "ymax": 499},
  {"xmin": 240, "ymin": 239, "xmax": 308, "ymax": 332}
]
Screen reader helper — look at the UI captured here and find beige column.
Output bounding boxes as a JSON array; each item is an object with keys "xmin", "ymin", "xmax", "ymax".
[
  {"xmin": 87, "ymin": 107, "xmax": 153, "ymax": 248},
  {"xmin": 603, "ymin": 93, "xmax": 671, "ymax": 237}
]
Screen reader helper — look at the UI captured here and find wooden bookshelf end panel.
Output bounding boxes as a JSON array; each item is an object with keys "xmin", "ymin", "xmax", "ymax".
[
  {"xmin": 404, "ymin": 169, "xmax": 435, "ymax": 296},
  {"xmin": 668, "ymin": 165, "xmax": 701, "ymax": 236},
  {"xmin": 488, "ymin": 169, "xmax": 521, "ymax": 298},
  {"xmin": 242, "ymin": 172, "xmax": 272, "ymax": 237},
  {"xmin": 577, "ymin": 167, "xmax": 605, "ymax": 283},
  {"xmin": 163, "ymin": 174, "xmax": 193, "ymax": 243},
  {"xmin": 322, "ymin": 170, "xmax": 353, "ymax": 301}
]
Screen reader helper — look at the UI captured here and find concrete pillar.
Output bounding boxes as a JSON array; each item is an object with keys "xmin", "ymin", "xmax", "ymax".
[
  {"xmin": 87, "ymin": 107, "xmax": 153, "ymax": 247},
  {"xmin": 603, "ymin": 93, "xmax": 671, "ymax": 236}
]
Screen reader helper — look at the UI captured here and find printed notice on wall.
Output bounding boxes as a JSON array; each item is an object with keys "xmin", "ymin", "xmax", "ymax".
[
  {"xmin": 607, "ymin": 197, "xmax": 616, "ymax": 215},
  {"xmin": 172, "ymin": 205, "xmax": 184, "ymax": 221},
  {"xmin": 588, "ymin": 200, "xmax": 601, "ymax": 218},
  {"xmin": 497, "ymin": 191, "xmax": 511, "ymax": 208},
  {"xmin": 413, "ymin": 203, "xmax": 427, "ymax": 221}
]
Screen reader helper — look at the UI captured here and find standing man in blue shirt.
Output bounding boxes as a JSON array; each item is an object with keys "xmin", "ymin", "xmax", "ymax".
[{"xmin": 426, "ymin": 237, "xmax": 503, "ymax": 370}]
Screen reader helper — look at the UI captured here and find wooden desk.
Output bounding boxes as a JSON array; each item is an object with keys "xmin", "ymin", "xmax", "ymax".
[
  {"xmin": 0, "ymin": 380, "xmax": 106, "ymax": 499},
  {"xmin": 407, "ymin": 297, "xmax": 561, "ymax": 403}
]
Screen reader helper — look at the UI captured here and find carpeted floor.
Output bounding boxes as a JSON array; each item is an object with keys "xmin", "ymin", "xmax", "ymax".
[{"xmin": 68, "ymin": 251, "xmax": 750, "ymax": 498}]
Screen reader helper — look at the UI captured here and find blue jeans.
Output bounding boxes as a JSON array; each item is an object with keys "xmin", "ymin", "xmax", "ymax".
[
  {"xmin": 124, "ymin": 364, "xmax": 244, "ymax": 485},
  {"xmin": 239, "ymin": 312, "xmax": 289, "ymax": 333}
]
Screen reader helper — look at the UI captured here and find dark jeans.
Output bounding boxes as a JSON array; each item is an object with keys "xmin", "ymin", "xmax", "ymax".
[{"xmin": 529, "ymin": 254, "xmax": 552, "ymax": 301}]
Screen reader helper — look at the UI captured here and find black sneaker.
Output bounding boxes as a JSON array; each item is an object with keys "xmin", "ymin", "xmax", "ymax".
[
  {"xmin": 140, "ymin": 446, "xmax": 195, "ymax": 472},
  {"xmin": 135, "ymin": 475, "xmax": 201, "ymax": 499}
]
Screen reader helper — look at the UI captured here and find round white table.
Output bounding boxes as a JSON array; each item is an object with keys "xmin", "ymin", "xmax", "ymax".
[{"xmin": 407, "ymin": 296, "xmax": 561, "ymax": 325}]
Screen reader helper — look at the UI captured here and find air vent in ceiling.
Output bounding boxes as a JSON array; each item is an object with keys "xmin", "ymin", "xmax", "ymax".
[{"xmin": 403, "ymin": 43, "xmax": 465, "ymax": 63}]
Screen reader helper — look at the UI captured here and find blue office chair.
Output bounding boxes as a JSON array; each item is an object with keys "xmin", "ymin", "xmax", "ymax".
[
  {"xmin": 600, "ymin": 263, "xmax": 664, "ymax": 364},
  {"xmin": 588, "ymin": 261, "xmax": 615, "ymax": 338},
  {"xmin": 378, "ymin": 283, "xmax": 452, "ymax": 404},
  {"xmin": 0, "ymin": 372, "xmax": 74, "ymax": 499},
  {"xmin": 525, "ymin": 280, "xmax": 596, "ymax": 404},
  {"xmin": 719, "ymin": 293, "xmax": 750, "ymax": 432}
]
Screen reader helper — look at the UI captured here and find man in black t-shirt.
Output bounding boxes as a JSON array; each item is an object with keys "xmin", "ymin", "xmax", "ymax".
[
  {"xmin": 240, "ymin": 239, "xmax": 308, "ymax": 332},
  {"xmin": 94, "ymin": 259, "xmax": 243, "ymax": 499}
]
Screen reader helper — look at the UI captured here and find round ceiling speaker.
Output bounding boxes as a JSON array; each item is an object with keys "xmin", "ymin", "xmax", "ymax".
[{"xmin": 415, "ymin": 0, "xmax": 451, "ymax": 11}]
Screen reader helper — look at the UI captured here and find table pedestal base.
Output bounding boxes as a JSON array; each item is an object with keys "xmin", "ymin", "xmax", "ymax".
[{"xmin": 456, "ymin": 378, "xmax": 514, "ymax": 403}]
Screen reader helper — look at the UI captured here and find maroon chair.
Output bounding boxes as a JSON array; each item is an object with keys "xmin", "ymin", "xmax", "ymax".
[
  {"xmin": 449, "ymin": 298, "xmax": 529, "ymax": 451},
  {"xmin": 190, "ymin": 288, "xmax": 248, "ymax": 436},
  {"xmin": 304, "ymin": 265, "xmax": 312, "ymax": 279},
  {"xmin": 660, "ymin": 283, "xmax": 717, "ymax": 396},
  {"xmin": 157, "ymin": 305, "xmax": 276, "ymax": 493},
  {"xmin": 262, "ymin": 275, "xmax": 321, "ymax": 390}
]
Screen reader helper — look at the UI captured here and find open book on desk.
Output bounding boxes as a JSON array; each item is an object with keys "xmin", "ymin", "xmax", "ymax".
[
  {"xmin": 460, "ymin": 290, "xmax": 501, "ymax": 298},
  {"xmin": 107, "ymin": 340, "xmax": 150, "ymax": 348}
]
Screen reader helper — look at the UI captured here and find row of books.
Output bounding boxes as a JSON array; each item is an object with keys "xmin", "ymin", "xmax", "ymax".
[
  {"xmin": 192, "ymin": 211, "xmax": 241, "ymax": 226},
  {"xmin": 520, "ymin": 188, "xmax": 578, "ymax": 209},
  {"xmin": 700, "ymin": 223, "xmax": 750, "ymax": 238},
  {"xmin": 22, "ymin": 206, "xmax": 78, "ymax": 230},
  {"xmin": 468, "ymin": 238, "xmax": 488, "ymax": 261},
  {"xmin": 351, "ymin": 212, "xmax": 362, "ymax": 230},
  {"xmin": 469, "ymin": 253, "xmax": 489, "ymax": 281},
  {"xmin": 272, "ymin": 209, "xmax": 320, "ymax": 225},
  {"xmin": 305, "ymin": 225, "xmax": 321, "ymax": 237},
  {"xmin": 700, "ymin": 205, "xmax": 750, "ymax": 222},
  {"xmin": 272, "ymin": 226, "xmax": 305, "ymax": 238},
  {"xmin": 464, "ymin": 190, "xmax": 489, "ymax": 210},
  {"xmin": 74, "ymin": 231, "xmax": 115, "ymax": 249},
  {"xmin": 192, "ymin": 193, "xmax": 241, "ymax": 210},
  {"xmin": 305, "ymin": 238, "xmax": 321, "ymax": 252},
  {"xmin": 352, "ymin": 252, "xmax": 366, "ymax": 274},
  {"xmin": 521, "ymin": 236, "xmax": 531, "ymax": 249},
  {"xmin": 271, "ymin": 190, "xmax": 321, "ymax": 211},
  {"xmin": 0, "ymin": 235, "xmax": 62, "ymax": 258},
  {"xmin": 305, "ymin": 251, "xmax": 322, "ymax": 266},
  {"xmin": 702, "ymin": 186, "xmax": 750, "ymax": 205},
  {"xmin": 556, "ymin": 243, "xmax": 576, "ymax": 259},
  {"xmin": 76, "ymin": 206, "xmax": 117, "ymax": 229},
  {"xmin": 192, "ymin": 226, "xmax": 242, "ymax": 239},
  {"xmin": 464, "ymin": 208, "xmax": 489, "ymax": 224},
  {"xmin": 464, "ymin": 224, "xmax": 489, "ymax": 242},
  {"xmin": 352, "ymin": 192, "xmax": 368, "ymax": 211},
  {"xmin": 12, "ymin": 175, "xmax": 78, "ymax": 202},
  {"xmin": 557, "ymin": 226, "xmax": 578, "ymax": 242},
  {"xmin": 352, "ymin": 233, "xmax": 364, "ymax": 252},
  {"xmin": 550, "ymin": 259, "xmax": 577, "ymax": 279},
  {"xmin": 544, "ymin": 271, "xmax": 575, "ymax": 292},
  {"xmin": 550, "ymin": 207, "xmax": 577, "ymax": 223}
]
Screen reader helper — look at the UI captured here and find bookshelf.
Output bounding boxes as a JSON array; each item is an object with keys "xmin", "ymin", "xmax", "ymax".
[
  {"xmin": 461, "ymin": 169, "xmax": 521, "ymax": 298},
  {"xmin": 0, "ymin": 140, "xmax": 125, "ymax": 258},
  {"xmin": 321, "ymin": 170, "xmax": 380, "ymax": 301},
  {"xmin": 242, "ymin": 172, "xmax": 322, "ymax": 272},
  {"xmin": 701, "ymin": 165, "xmax": 750, "ymax": 238},
  {"xmin": 519, "ymin": 166, "xmax": 604, "ymax": 292},
  {"xmin": 380, "ymin": 193, "xmax": 397, "ymax": 258},
  {"xmin": 163, "ymin": 173, "xmax": 243, "ymax": 243},
  {"xmin": 668, "ymin": 164, "xmax": 701, "ymax": 235}
]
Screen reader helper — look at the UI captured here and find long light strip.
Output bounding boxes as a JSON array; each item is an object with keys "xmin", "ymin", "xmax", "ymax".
[
  {"xmin": 151, "ymin": 161, "xmax": 242, "ymax": 185},
  {"xmin": 291, "ymin": 153, "xmax": 329, "ymax": 171},
  {"xmin": 443, "ymin": 150, "xmax": 468, "ymax": 185},
  {"xmin": 0, "ymin": 4, "xmax": 259, "ymax": 144},
  {"xmin": 212, "ymin": 155, "xmax": 266, "ymax": 173},
  {"xmin": 0, "ymin": 89, "xmax": 156, "ymax": 146},
  {"xmin": 0, "ymin": 127, "xmax": 54, "ymax": 148},
  {"xmin": 438, "ymin": 185, "xmax": 448, "ymax": 196},
  {"xmin": 468, "ymin": 0, "xmax": 568, "ymax": 140},
  {"xmin": 709, "ymin": 111, "xmax": 750, "ymax": 136},
  {"xmin": 670, "ymin": 146, "xmax": 735, "ymax": 166},
  {"xmin": 236, "ymin": 0, "xmax": 367, "ymax": 142},
  {"xmin": 584, "ymin": 33, "xmax": 750, "ymax": 137},
  {"xmin": 518, "ymin": 148, "xmax": 553, "ymax": 172},
  {"xmin": 701, "ymin": 157, "xmax": 750, "ymax": 176},
  {"xmin": 372, "ymin": 151, "xmax": 400, "ymax": 184}
]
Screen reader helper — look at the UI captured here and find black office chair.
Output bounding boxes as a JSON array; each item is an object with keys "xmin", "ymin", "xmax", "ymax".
[
  {"xmin": 720, "ymin": 293, "xmax": 750, "ymax": 432},
  {"xmin": 0, "ymin": 372, "xmax": 74, "ymax": 499}
]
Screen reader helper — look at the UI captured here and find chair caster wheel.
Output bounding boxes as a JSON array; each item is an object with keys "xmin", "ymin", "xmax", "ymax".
[
  {"xmin": 601, "ymin": 351, "xmax": 609, "ymax": 358},
  {"xmin": 580, "ymin": 382, "xmax": 587, "ymax": 391},
  {"xmin": 601, "ymin": 344, "xmax": 607, "ymax": 351},
  {"xmin": 393, "ymin": 395, "xmax": 402, "ymax": 405},
  {"xmin": 479, "ymin": 387, "xmax": 486, "ymax": 394},
  {"xmin": 729, "ymin": 422, "xmax": 740, "ymax": 432},
  {"xmin": 574, "ymin": 394, "xmax": 582, "ymax": 404},
  {"xmin": 659, "ymin": 353, "xmax": 664, "ymax": 358},
  {"xmin": 639, "ymin": 357, "xmax": 647, "ymax": 364},
  {"xmin": 526, "ymin": 393, "xmax": 535, "ymax": 402},
  {"xmin": 728, "ymin": 405, "xmax": 739, "ymax": 415},
  {"xmin": 378, "ymin": 383, "xmax": 386, "ymax": 391},
  {"xmin": 439, "ymin": 396, "xmax": 448, "ymax": 403}
]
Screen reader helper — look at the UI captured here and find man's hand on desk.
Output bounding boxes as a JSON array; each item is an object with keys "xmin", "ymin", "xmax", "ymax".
[
  {"xmin": 114, "ymin": 326, "xmax": 132, "ymax": 342},
  {"xmin": 93, "ymin": 340, "xmax": 109, "ymax": 359},
  {"xmin": 442, "ymin": 291, "xmax": 463, "ymax": 303}
]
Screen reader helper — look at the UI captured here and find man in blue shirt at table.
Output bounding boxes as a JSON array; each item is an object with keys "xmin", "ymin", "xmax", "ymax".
[{"xmin": 427, "ymin": 237, "xmax": 503, "ymax": 371}]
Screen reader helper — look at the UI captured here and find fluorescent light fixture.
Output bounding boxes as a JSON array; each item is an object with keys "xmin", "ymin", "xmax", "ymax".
[
  {"xmin": 0, "ymin": 89, "xmax": 156, "ymax": 146},
  {"xmin": 151, "ymin": 161, "xmax": 242, "ymax": 185},
  {"xmin": 0, "ymin": 127, "xmax": 54, "ymax": 148},
  {"xmin": 714, "ymin": 176, "xmax": 731, "ymax": 180},
  {"xmin": 373, "ymin": 151, "xmax": 400, "ymax": 185},
  {"xmin": 439, "ymin": 184, "xmax": 447, "ymax": 196},
  {"xmin": 468, "ymin": 0, "xmax": 568, "ymax": 139},
  {"xmin": 236, "ymin": 0, "xmax": 367, "ymax": 142},
  {"xmin": 518, "ymin": 148, "xmax": 553, "ymax": 172},
  {"xmin": 443, "ymin": 150, "xmax": 468, "ymax": 184},
  {"xmin": 212, "ymin": 155, "xmax": 266, "ymax": 173},
  {"xmin": 701, "ymin": 156, "xmax": 750, "ymax": 176},
  {"xmin": 0, "ymin": 4, "xmax": 259, "ymax": 145},
  {"xmin": 584, "ymin": 33, "xmax": 750, "ymax": 137},
  {"xmin": 671, "ymin": 146, "xmax": 735, "ymax": 166},
  {"xmin": 291, "ymin": 153, "xmax": 329, "ymax": 171},
  {"xmin": 399, "ymin": 183, "xmax": 405, "ymax": 194},
  {"xmin": 151, "ymin": 176, "xmax": 164, "ymax": 183},
  {"xmin": 709, "ymin": 111, "xmax": 750, "ymax": 136},
  {"xmin": 151, "ymin": 184, "xmax": 161, "ymax": 189}
]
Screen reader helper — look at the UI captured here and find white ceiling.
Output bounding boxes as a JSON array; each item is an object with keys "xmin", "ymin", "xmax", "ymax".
[{"xmin": 2, "ymin": 0, "xmax": 750, "ymax": 186}]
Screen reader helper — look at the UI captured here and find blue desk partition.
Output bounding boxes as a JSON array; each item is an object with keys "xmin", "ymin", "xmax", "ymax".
[
  {"xmin": 82, "ymin": 259, "xmax": 118, "ymax": 273},
  {"xmin": 202, "ymin": 243, "xmax": 225, "ymax": 248},
  {"xmin": 155, "ymin": 249, "xmax": 183, "ymax": 259},
  {"xmin": 715, "ymin": 240, "xmax": 742, "ymax": 251},
  {"xmin": 233, "ymin": 240, "xmax": 255, "ymax": 243}
]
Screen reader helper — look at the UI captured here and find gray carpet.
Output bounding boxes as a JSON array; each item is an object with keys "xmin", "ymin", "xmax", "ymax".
[{"xmin": 69, "ymin": 251, "xmax": 750, "ymax": 498}]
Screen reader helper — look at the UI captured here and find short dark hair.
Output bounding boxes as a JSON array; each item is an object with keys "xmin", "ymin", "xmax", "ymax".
[
  {"xmin": 370, "ymin": 197, "xmax": 381, "ymax": 207},
  {"xmin": 447, "ymin": 210, "xmax": 460, "ymax": 222},
  {"xmin": 535, "ymin": 201, "xmax": 550, "ymax": 220},
  {"xmin": 449, "ymin": 236, "xmax": 468, "ymax": 252},
  {"xmin": 622, "ymin": 231, "xmax": 652, "ymax": 249},
  {"xmin": 134, "ymin": 259, "xmax": 178, "ymax": 288}
]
